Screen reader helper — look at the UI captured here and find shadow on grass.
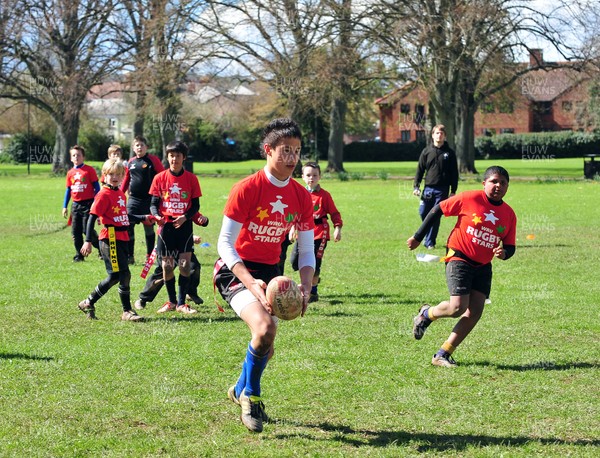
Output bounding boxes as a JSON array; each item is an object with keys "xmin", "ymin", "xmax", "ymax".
[
  {"xmin": 0, "ymin": 352, "xmax": 54, "ymax": 361},
  {"xmin": 321, "ymin": 294, "xmax": 415, "ymax": 306},
  {"xmin": 274, "ymin": 422, "xmax": 599, "ymax": 451},
  {"xmin": 518, "ymin": 244, "xmax": 571, "ymax": 249},
  {"xmin": 462, "ymin": 361, "xmax": 598, "ymax": 371},
  {"xmin": 142, "ymin": 314, "xmax": 239, "ymax": 324}
]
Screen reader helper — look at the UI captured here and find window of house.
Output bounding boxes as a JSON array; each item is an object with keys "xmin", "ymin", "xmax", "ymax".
[
  {"xmin": 482, "ymin": 128, "xmax": 496, "ymax": 136},
  {"xmin": 400, "ymin": 103, "xmax": 410, "ymax": 114},
  {"xmin": 562, "ymin": 101, "xmax": 572, "ymax": 112},
  {"xmin": 414, "ymin": 104, "xmax": 425, "ymax": 124},
  {"xmin": 499, "ymin": 128, "xmax": 515, "ymax": 134},
  {"xmin": 416, "ymin": 130, "xmax": 426, "ymax": 142},
  {"xmin": 109, "ymin": 118, "xmax": 117, "ymax": 128},
  {"xmin": 400, "ymin": 130, "xmax": 411, "ymax": 143}
]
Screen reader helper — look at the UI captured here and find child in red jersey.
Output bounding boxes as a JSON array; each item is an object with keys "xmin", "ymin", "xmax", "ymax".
[
  {"xmin": 62, "ymin": 145, "xmax": 100, "ymax": 262},
  {"xmin": 407, "ymin": 165, "xmax": 517, "ymax": 367},
  {"xmin": 214, "ymin": 118, "xmax": 315, "ymax": 433},
  {"xmin": 78, "ymin": 159, "xmax": 153, "ymax": 321},
  {"xmin": 149, "ymin": 141, "xmax": 202, "ymax": 315},
  {"xmin": 289, "ymin": 161, "xmax": 342, "ymax": 302}
]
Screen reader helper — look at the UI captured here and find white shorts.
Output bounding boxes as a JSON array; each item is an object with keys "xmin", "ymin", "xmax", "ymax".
[{"xmin": 230, "ymin": 289, "xmax": 279, "ymax": 325}]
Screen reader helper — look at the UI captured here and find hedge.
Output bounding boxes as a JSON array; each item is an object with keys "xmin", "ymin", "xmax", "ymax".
[
  {"xmin": 343, "ymin": 140, "xmax": 425, "ymax": 162},
  {"xmin": 475, "ymin": 131, "xmax": 600, "ymax": 159}
]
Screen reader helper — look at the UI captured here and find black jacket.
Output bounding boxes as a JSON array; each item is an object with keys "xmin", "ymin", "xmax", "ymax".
[{"xmin": 413, "ymin": 141, "xmax": 459, "ymax": 194}]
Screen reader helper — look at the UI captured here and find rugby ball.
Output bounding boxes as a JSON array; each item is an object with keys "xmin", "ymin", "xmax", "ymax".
[{"xmin": 266, "ymin": 276, "xmax": 303, "ymax": 320}]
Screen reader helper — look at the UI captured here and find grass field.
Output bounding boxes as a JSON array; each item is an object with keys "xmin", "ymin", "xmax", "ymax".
[{"xmin": 0, "ymin": 161, "xmax": 599, "ymax": 457}]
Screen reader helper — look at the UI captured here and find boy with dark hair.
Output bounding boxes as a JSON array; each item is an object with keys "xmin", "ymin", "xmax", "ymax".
[
  {"xmin": 289, "ymin": 161, "xmax": 343, "ymax": 302},
  {"xmin": 121, "ymin": 136, "xmax": 164, "ymax": 265},
  {"xmin": 78, "ymin": 158, "xmax": 154, "ymax": 321},
  {"xmin": 214, "ymin": 118, "xmax": 315, "ymax": 433},
  {"xmin": 408, "ymin": 166, "xmax": 517, "ymax": 367},
  {"xmin": 62, "ymin": 145, "xmax": 100, "ymax": 262},
  {"xmin": 149, "ymin": 140, "xmax": 202, "ymax": 314}
]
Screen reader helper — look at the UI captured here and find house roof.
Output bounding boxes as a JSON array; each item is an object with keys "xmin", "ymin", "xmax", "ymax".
[
  {"xmin": 87, "ymin": 98, "xmax": 130, "ymax": 116},
  {"xmin": 376, "ymin": 64, "xmax": 591, "ymax": 107},
  {"xmin": 374, "ymin": 81, "xmax": 417, "ymax": 106},
  {"xmin": 520, "ymin": 66, "xmax": 590, "ymax": 102}
]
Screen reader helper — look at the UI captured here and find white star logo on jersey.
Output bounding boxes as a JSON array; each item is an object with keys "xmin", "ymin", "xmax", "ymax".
[
  {"xmin": 270, "ymin": 195, "xmax": 288, "ymax": 215},
  {"xmin": 117, "ymin": 196, "xmax": 125, "ymax": 207},
  {"xmin": 484, "ymin": 209, "xmax": 499, "ymax": 225},
  {"xmin": 169, "ymin": 183, "xmax": 182, "ymax": 196},
  {"xmin": 73, "ymin": 172, "xmax": 82, "ymax": 181}
]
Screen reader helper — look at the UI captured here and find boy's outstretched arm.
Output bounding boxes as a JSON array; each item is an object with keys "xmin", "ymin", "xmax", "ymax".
[{"xmin": 407, "ymin": 204, "xmax": 443, "ymax": 250}]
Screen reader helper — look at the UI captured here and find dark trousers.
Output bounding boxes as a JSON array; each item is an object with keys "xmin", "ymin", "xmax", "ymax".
[
  {"xmin": 88, "ymin": 240, "xmax": 131, "ymax": 311},
  {"xmin": 71, "ymin": 200, "xmax": 98, "ymax": 255},
  {"xmin": 418, "ymin": 186, "xmax": 449, "ymax": 248}
]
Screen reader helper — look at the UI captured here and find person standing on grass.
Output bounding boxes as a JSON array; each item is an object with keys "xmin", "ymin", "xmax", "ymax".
[
  {"xmin": 407, "ymin": 166, "xmax": 517, "ymax": 367},
  {"xmin": 121, "ymin": 136, "xmax": 164, "ymax": 265},
  {"xmin": 289, "ymin": 161, "xmax": 343, "ymax": 303},
  {"xmin": 413, "ymin": 124, "xmax": 459, "ymax": 249},
  {"xmin": 149, "ymin": 140, "xmax": 202, "ymax": 315},
  {"xmin": 78, "ymin": 158, "xmax": 154, "ymax": 321},
  {"xmin": 62, "ymin": 145, "xmax": 100, "ymax": 262},
  {"xmin": 214, "ymin": 118, "xmax": 315, "ymax": 433}
]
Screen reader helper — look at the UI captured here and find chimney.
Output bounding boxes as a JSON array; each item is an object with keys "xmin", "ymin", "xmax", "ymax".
[{"xmin": 529, "ymin": 49, "xmax": 543, "ymax": 67}]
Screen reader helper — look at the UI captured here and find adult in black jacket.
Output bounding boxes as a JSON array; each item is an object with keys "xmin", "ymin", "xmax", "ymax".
[{"xmin": 413, "ymin": 125, "xmax": 459, "ymax": 248}]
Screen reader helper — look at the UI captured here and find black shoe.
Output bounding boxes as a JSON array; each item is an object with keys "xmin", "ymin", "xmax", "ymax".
[
  {"xmin": 73, "ymin": 255, "xmax": 85, "ymax": 262},
  {"xmin": 308, "ymin": 293, "xmax": 319, "ymax": 303},
  {"xmin": 128, "ymin": 256, "xmax": 135, "ymax": 265},
  {"xmin": 186, "ymin": 293, "xmax": 204, "ymax": 305}
]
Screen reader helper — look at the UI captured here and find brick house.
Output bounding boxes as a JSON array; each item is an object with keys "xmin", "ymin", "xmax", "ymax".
[{"xmin": 375, "ymin": 50, "xmax": 593, "ymax": 143}]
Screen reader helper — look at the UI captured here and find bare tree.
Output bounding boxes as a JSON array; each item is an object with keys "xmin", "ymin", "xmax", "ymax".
[
  {"xmin": 112, "ymin": 0, "xmax": 208, "ymax": 156},
  {"xmin": 0, "ymin": 0, "xmax": 120, "ymax": 172},
  {"xmin": 370, "ymin": 0, "xmax": 582, "ymax": 172}
]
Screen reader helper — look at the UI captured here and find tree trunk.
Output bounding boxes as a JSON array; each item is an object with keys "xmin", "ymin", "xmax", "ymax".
[
  {"xmin": 52, "ymin": 114, "xmax": 80, "ymax": 173},
  {"xmin": 326, "ymin": 97, "xmax": 347, "ymax": 172},
  {"xmin": 133, "ymin": 90, "xmax": 146, "ymax": 139},
  {"xmin": 455, "ymin": 80, "xmax": 478, "ymax": 173}
]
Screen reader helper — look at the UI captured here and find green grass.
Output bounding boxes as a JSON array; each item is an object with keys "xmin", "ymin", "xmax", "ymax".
[
  {"xmin": 1, "ymin": 157, "xmax": 588, "ymax": 180},
  {"xmin": 0, "ymin": 168, "xmax": 599, "ymax": 456}
]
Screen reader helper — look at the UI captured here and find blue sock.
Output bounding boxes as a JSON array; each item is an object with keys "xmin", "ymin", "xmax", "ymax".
[
  {"xmin": 243, "ymin": 343, "xmax": 269, "ymax": 397},
  {"xmin": 311, "ymin": 285, "xmax": 318, "ymax": 295},
  {"xmin": 423, "ymin": 308, "xmax": 433, "ymax": 321},
  {"xmin": 234, "ymin": 358, "xmax": 246, "ymax": 399},
  {"xmin": 435, "ymin": 349, "xmax": 449, "ymax": 358}
]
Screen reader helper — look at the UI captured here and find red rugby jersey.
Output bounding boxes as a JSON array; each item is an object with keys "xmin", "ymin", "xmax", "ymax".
[
  {"xmin": 440, "ymin": 190, "xmax": 517, "ymax": 265},
  {"xmin": 65, "ymin": 164, "xmax": 98, "ymax": 201},
  {"xmin": 224, "ymin": 170, "xmax": 314, "ymax": 265},
  {"xmin": 90, "ymin": 186, "xmax": 130, "ymax": 241},
  {"xmin": 309, "ymin": 186, "xmax": 343, "ymax": 240},
  {"xmin": 149, "ymin": 169, "xmax": 202, "ymax": 218}
]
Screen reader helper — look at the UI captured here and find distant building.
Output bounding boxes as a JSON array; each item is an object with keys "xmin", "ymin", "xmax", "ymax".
[
  {"xmin": 375, "ymin": 50, "xmax": 594, "ymax": 143},
  {"xmin": 86, "ymin": 81, "xmax": 134, "ymax": 143}
]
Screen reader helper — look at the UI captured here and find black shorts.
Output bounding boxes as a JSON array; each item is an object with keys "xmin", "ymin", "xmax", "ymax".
[
  {"xmin": 213, "ymin": 258, "xmax": 280, "ymax": 305},
  {"xmin": 127, "ymin": 195, "xmax": 151, "ymax": 215},
  {"xmin": 99, "ymin": 239, "xmax": 130, "ymax": 275},
  {"xmin": 446, "ymin": 260, "xmax": 492, "ymax": 297},
  {"xmin": 156, "ymin": 220, "xmax": 194, "ymax": 257}
]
